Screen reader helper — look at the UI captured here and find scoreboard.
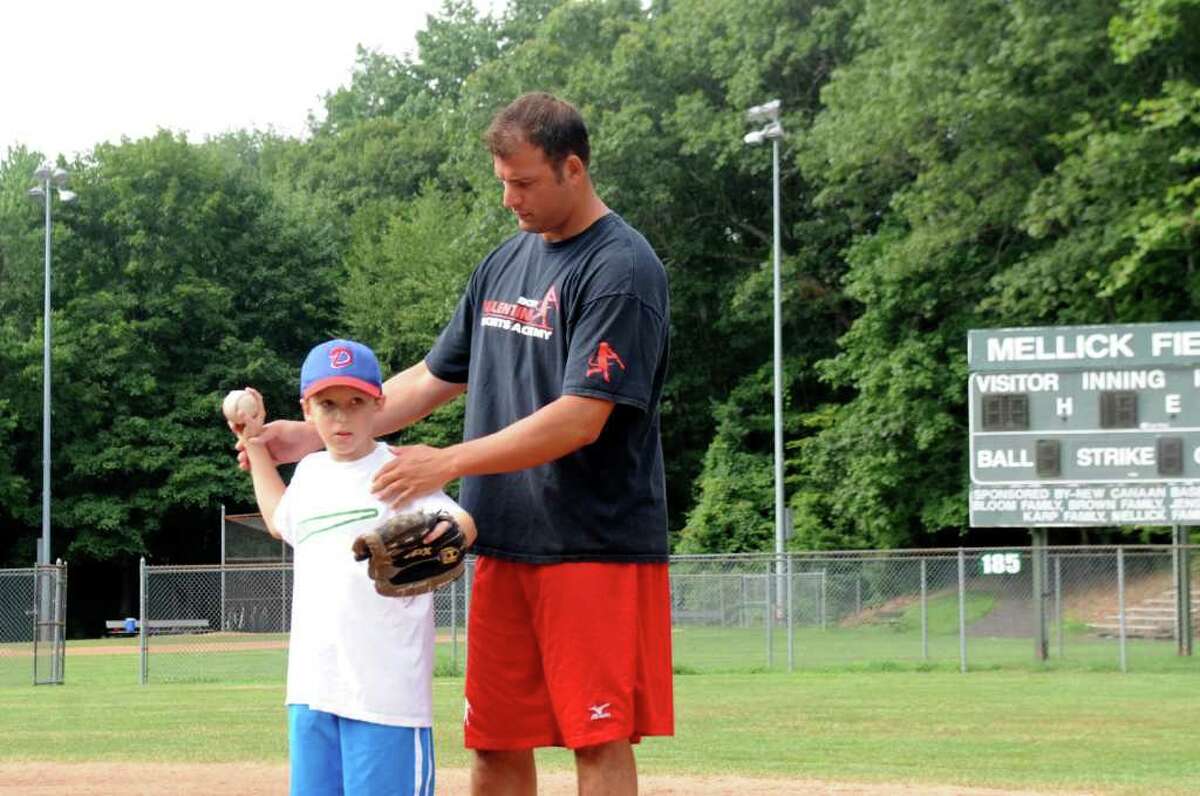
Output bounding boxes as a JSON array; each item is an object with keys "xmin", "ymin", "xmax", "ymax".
[{"xmin": 968, "ymin": 322, "xmax": 1200, "ymax": 527}]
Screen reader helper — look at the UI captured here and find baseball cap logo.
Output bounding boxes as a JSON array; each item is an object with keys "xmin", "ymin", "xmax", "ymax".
[{"xmin": 329, "ymin": 347, "xmax": 353, "ymax": 369}]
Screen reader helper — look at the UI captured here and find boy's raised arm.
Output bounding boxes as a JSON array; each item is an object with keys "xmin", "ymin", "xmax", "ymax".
[
  {"xmin": 244, "ymin": 438, "xmax": 286, "ymax": 539},
  {"xmin": 224, "ymin": 387, "xmax": 286, "ymax": 538}
]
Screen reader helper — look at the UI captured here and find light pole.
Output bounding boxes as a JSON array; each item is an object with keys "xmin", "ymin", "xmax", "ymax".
[
  {"xmin": 744, "ymin": 100, "xmax": 786, "ymax": 625},
  {"xmin": 28, "ymin": 164, "xmax": 76, "ymax": 565}
]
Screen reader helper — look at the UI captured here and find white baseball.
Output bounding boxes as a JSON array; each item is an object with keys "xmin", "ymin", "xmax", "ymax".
[{"xmin": 222, "ymin": 389, "xmax": 262, "ymax": 425}]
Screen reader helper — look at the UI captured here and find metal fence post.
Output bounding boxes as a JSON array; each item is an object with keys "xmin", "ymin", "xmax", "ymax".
[
  {"xmin": 958, "ymin": 548, "xmax": 967, "ymax": 673},
  {"xmin": 29, "ymin": 564, "xmax": 39, "ymax": 686},
  {"xmin": 786, "ymin": 554, "xmax": 794, "ymax": 672},
  {"xmin": 1175, "ymin": 527, "xmax": 1193, "ymax": 657},
  {"xmin": 1117, "ymin": 547, "xmax": 1127, "ymax": 673},
  {"xmin": 450, "ymin": 576, "xmax": 459, "ymax": 675},
  {"xmin": 31, "ymin": 562, "xmax": 65, "ymax": 686},
  {"xmin": 820, "ymin": 570, "xmax": 827, "ymax": 630},
  {"xmin": 920, "ymin": 558, "xmax": 928, "ymax": 661},
  {"xmin": 53, "ymin": 560, "xmax": 66, "ymax": 685},
  {"xmin": 139, "ymin": 556, "xmax": 147, "ymax": 685},
  {"xmin": 281, "ymin": 566, "xmax": 288, "ymax": 632},
  {"xmin": 1173, "ymin": 530, "xmax": 1182, "ymax": 651},
  {"xmin": 220, "ymin": 503, "xmax": 226, "ymax": 631},
  {"xmin": 1183, "ymin": 533, "xmax": 1193, "ymax": 657},
  {"xmin": 1054, "ymin": 554, "xmax": 1063, "ymax": 660},
  {"xmin": 734, "ymin": 578, "xmax": 744, "ymax": 629},
  {"xmin": 1031, "ymin": 531, "xmax": 1048, "ymax": 661},
  {"xmin": 765, "ymin": 560, "xmax": 774, "ymax": 669}
]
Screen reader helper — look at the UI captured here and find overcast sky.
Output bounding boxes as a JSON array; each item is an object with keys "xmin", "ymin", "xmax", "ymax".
[{"xmin": 2, "ymin": 0, "xmax": 501, "ymax": 160}]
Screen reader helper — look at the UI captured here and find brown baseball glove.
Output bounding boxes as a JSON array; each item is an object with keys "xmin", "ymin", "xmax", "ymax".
[{"xmin": 350, "ymin": 510, "xmax": 467, "ymax": 597}]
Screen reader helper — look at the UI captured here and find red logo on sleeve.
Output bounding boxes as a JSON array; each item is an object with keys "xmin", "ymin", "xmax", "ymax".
[{"xmin": 586, "ymin": 341, "xmax": 626, "ymax": 382}]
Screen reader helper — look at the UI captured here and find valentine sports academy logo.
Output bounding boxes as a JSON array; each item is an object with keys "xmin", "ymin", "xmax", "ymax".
[{"xmin": 480, "ymin": 285, "xmax": 559, "ymax": 341}]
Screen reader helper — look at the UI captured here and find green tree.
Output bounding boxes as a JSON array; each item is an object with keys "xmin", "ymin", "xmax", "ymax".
[
  {"xmin": 0, "ymin": 147, "xmax": 63, "ymax": 560},
  {"xmin": 12, "ymin": 0, "xmax": 1194, "ymax": 566},
  {"xmin": 789, "ymin": 0, "xmax": 1200, "ymax": 550},
  {"xmin": 625, "ymin": 0, "xmax": 857, "ymax": 551},
  {"xmin": 339, "ymin": 187, "xmax": 506, "ymax": 450},
  {"xmin": 1, "ymin": 133, "xmax": 342, "ymax": 563},
  {"xmin": 991, "ymin": 0, "xmax": 1200, "ymax": 323}
]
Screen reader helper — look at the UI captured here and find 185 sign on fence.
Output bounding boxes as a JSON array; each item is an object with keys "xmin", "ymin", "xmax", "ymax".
[{"xmin": 979, "ymin": 552, "xmax": 1021, "ymax": 575}]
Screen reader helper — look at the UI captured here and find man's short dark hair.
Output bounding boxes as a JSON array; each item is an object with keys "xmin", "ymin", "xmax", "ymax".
[{"xmin": 485, "ymin": 92, "xmax": 590, "ymax": 172}]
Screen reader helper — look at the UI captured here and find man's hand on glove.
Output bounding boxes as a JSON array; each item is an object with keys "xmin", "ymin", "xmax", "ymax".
[{"xmin": 351, "ymin": 510, "xmax": 470, "ymax": 597}]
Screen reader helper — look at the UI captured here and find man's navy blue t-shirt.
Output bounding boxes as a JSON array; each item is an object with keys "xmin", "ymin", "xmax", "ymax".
[{"xmin": 425, "ymin": 213, "xmax": 670, "ymax": 563}]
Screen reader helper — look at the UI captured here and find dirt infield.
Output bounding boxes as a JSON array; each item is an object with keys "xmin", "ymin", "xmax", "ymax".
[
  {"xmin": 0, "ymin": 763, "xmax": 1093, "ymax": 794},
  {"xmin": 3, "ymin": 633, "xmax": 476, "ymax": 657},
  {"xmin": 56, "ymin": 639, "xmax": 289, "ymax": 656}
]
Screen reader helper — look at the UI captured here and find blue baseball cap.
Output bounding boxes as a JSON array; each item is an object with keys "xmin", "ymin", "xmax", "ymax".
[{"xmin": 300, "ymin": 339, "xmax": 383, "ymax": 399}]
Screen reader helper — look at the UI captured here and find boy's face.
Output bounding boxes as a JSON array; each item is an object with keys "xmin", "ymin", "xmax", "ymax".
[{"xmin": 301, "ymin": 385, "xmax": 383, "ymax": 461}]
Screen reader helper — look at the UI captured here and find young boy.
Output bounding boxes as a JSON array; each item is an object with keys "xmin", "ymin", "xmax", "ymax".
[{"xmin": 237, "ymin": 338, "xmax": 475, "ymax": 796}]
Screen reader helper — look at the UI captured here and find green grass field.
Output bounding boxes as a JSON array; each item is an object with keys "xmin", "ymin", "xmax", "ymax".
[
  {"xmin": 1, "ymin": 635, "xmax": 1198, "ymax": 794},
  {"xmin": 7, "ymin": 611, "xmax": 1192, "ymax": 690}
]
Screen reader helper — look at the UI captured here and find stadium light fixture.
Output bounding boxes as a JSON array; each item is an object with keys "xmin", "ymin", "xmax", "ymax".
[
  {"xmin": 28, "ymin": 163, "xmax": 76, "ymax": 565},
  {"xmin": 743, "ymin": 100, "xmax": 787, "ymax": 627},
  {"xmin": 746, "ymin": 99, "xmax": 781, "ymax": 124}
]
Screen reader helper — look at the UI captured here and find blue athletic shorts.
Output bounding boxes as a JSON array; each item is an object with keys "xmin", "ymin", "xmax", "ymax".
[{"xmin": 288, "ymin": 704, "xmax": 435, "ymax": 796}]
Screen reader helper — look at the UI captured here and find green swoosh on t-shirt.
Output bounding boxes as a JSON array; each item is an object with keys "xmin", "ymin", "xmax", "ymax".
[{"xmin": 296, "ymin": 508, "xmax": 379, "ymax": 544}]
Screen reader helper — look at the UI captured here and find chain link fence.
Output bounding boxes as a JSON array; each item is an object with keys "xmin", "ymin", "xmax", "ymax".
[
  {"xmin": 138, "ymin": 558, "xmax": 471, "ymax": 684},
  {"xmin": 136, "ymin": 546, "xmax": 1198, "ymax": 683},
  {"xmin": 0, "ymin": 562, "xmax": 67, "ymax": 686},
  {"xmin": 138, "ymin": 561, "xmax": 291, "ymax": 684},
  {"xmin": 670, "ymin": 546, "xmax": 1197, "ymax": 673}
]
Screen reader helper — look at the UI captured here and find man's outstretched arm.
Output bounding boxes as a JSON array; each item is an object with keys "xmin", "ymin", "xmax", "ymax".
[
  {"xmin": 236, "ymin": 361, "xmax": 466, "ymax": 469},
  {"xmin": 372, "ymin": 361, "xmax": 468, "ymax": 438},
  {"xmin": 371, "ymin": 394, "xmax": 614, "ymax": 507}
]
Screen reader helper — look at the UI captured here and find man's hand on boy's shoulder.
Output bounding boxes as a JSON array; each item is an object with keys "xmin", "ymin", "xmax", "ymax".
[
  {"xmin": 370, "ymin": 444, "xmax": 456, "ymax": 508},
  {"xmin": 235, "ymin": 419, "xmax": 323, "ymax": 471}
]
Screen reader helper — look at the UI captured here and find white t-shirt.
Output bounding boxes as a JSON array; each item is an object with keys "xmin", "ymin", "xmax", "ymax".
[{"xmin": 273, "ymin": 441, "xmax": 461, "ymax": 727}]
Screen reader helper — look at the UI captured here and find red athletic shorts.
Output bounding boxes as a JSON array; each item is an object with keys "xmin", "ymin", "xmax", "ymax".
[{"xmin": 463, "ymin": 556, "xmax": 675, "ymax": 750}]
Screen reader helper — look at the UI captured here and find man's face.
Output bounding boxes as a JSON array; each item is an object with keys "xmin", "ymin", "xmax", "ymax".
[
  {"xmin": 493, "ymin": 140, "xmax": 579, "ymax": 239},
  {"xmin": 301, "ymin": 385, "xmax": 382, "ymax": 462}
]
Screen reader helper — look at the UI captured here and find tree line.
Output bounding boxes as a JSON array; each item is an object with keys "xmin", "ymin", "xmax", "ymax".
[{"xmin": 1, "ymin": 0, "xmax": 1196, "ymax": 568}]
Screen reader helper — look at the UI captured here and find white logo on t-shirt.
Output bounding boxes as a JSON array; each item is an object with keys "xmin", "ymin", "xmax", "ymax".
[{"xmin": 588, "ymin": 703, "xmax": 612, "ymax": 721}]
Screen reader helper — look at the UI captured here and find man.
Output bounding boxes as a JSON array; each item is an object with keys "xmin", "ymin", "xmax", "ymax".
[{"xmin": 244, "ymin": 92, "xmax": 673, "ymax": 795}]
